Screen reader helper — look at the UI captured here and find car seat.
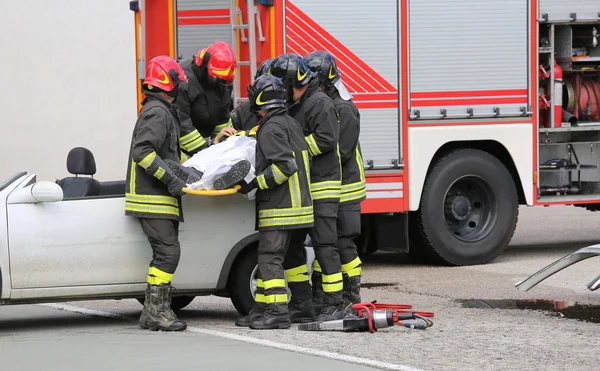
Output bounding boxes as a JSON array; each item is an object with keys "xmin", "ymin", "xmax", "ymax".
[{"xmin": 56, "ymin": 147, "xmax": 101, "ymax": 198}]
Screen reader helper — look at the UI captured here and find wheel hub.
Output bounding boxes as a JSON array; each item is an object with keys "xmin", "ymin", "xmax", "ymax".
[{"xmin": 445, "ymin": 195, "xmax": 472, "ymax": 221}]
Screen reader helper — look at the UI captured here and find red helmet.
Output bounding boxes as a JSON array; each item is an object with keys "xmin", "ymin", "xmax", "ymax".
[
  {"xmin": 194, "ymin": 41, "xmax": 236, "ymax": 84},
  {"xmin": 143, "ymin": 55, "xmax": 187, "ymax": 92}
]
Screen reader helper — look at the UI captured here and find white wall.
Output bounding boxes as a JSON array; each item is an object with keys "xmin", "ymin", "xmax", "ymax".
[{"xmin": 0, "ymin": 0, "xmax": 137, "ymax": 182}]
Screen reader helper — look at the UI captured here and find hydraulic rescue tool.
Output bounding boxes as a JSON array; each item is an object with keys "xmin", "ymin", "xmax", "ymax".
[{"xmin": 297, "ymin": 302, "xmax": 434, "ymax": 333}]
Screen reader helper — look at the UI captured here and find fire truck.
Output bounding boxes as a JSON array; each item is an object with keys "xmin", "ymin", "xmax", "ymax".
[{"xmin": 130, "ymin": 0, "xmax": 600, "ymax": 266}]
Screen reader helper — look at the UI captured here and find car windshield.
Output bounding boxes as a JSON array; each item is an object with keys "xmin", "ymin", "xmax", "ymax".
[{"xmin": 0, "ymin": 171, "xmax": 27, "ymax": 193}]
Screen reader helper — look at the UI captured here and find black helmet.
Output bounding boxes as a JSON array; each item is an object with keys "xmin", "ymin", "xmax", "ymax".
[
  {"xmin": 255, "ymin": 58, "xmax": 274, "ymax": 80},
  {"xmin": 269, "ymin": 53, "xmax": 314, "ymax": 89},
  {"xmin": 247, "ymin": 74, "xmax": 286, "ymax": 114},
  {"xmin": 304, "ymin": 50, "xmax": 340, "ymax": 87}
]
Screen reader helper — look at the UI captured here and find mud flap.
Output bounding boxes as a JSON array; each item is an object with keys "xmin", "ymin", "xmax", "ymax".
[{"xmin": 515, "ymin": 245, "xmax": 600, "ymax": 292}]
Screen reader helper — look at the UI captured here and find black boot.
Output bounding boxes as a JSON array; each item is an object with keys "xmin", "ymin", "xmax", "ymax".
[
  {"xmin": 235, "ymin": 304, "xmax": 265, "ymax": 327},
  {"xmin": 316, "ymin": 292, "xmax": 345, "ymax": 322},
  {"xmin": 142, "ymin": 283, "xmax": 187, "ymax": 332},
  {"xmin": 139, "ymin": 284, "xmax": 151, "ymax": 328},
  {"xmin": 249, "ymin": 304, "xmax": 291, "ymax": 330},
  {"xmin": 343, "ymin": 275, "xmax": 362, "ymax": 314},
  {"xmin": 213, "ymin": 160, "xmax": 252, "ymax": 190},
  {"xmin": 289, "ymin": 300, "xmax": 316, "ymax": 323},
  {"xmin": 311, "ymin": 271, "xmax": 324, "ymax": 315},
  {"xmin": 164, "ymin": 159, "xmax": 203, "ymax": 184}
]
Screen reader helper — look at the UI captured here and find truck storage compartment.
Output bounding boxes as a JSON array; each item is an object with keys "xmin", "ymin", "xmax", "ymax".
[{"xmin": 540, "ymin": 0, "xmax": 600, "ymax": 23}]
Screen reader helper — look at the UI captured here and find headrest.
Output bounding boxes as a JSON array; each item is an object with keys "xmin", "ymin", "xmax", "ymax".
[{"xmin": 66, "ymin": 147, "xmax": 97, "ymax": 176}]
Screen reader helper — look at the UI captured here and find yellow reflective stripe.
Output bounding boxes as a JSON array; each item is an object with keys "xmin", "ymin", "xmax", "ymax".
[
  {"xmin": 153, "ymin": 167, "xmax": 166, "ymax": 180},
  {"xmin": 346, "ymin": 267, "xmax": 362, "ymax": 277},
  {"xmin": 342, "ymin": 182, "xmax": 366, "ymax": 192},
  {"xmin": 356, "ymin": 146, "xmax": 365, "ymax": 182},
  {"xmin": 263, "ymin": 278, "xmax": 286, "ymax": 290},
  {"xmin": 258, "ymin": 206, "xmax": 313, "ymax": 218},
  {"xmin": 305, "ymin": 134, "xmax": 321, "ymax": 156},
  {"xmin": 180, "ymin": 151, "xmax": 189, "ymax": 163},
  {"xmin": 322, "ymin": 282, "xmax": 343, "ymax": 293},
  {"xmin": 125, "ymin": 193, "xmax": 178, "ymax": 207},
  {"xmin": 180, "ymin": 130, "xmax": 201, "ymax": 145},
  {"xmin": 285, "ymin": 265, "xmax": 309, "ymax": 283},
  {"xmin": 125, "ymin": 202, "xmax": 179, "ymax": 216},
  {"xmin": 129, "ymin": 160, "xmax": 137, "ymax": 194},
  {"xmin": 257, "ymin": 279, "xmax": 264, "ymax": 288},
  {"xmin": 322, "ymin": 272, "xmax": 343, "ymax": 283},
  {"xmin": 234, "ymin": 130, "xmax": 247, "ymax": 137},
  {"xmin": 341, "ymin": 189, "xmax": 367, "ymax": 203},
  {"xmin": 287, "ymin": 152, "xmax": 301, "ymax": 208},
  {"xmin": 302, "ymin": 150, "xmax": 311, "ymax": 185},
  {"xmin": 264, "ymin": 294, "xmax": 288, "ymax": 304},
  {"xmin": 138, "ymin": 151, "xmax": 157, "ymax": 169},
  {"xmin": 183, "ymin": 137, "xmax": 206, "ymax": 152},
  {"xmin": 254, "ymin": 294, "xmax": 266, "ymax": 303},
  {"xmin": 213, "ymin": 118, "xmax": 233, "ymax": 134},
  {"xmin": 310, "ymin": 180, "xmax": 342, "ymax": 192},
  {"xmin": 257, "ymin": 174, "xmax": 268, "ymax": 190},
  {"xmin": 258, "ymin": 215, "xmax": 314, "ymax": 228},
  {"xmin": 313, "ymin": 259, "xmax": 322, "ymax": 272},
  {"xmin": 272, "ymin": 164, "xmax": 289, "ymax": 185},
  {"xmin": 312, "ymin": 191, "xmax": 342, "ymax": 201},
  {"xmin": 147, "ymin": 266, "xmax": 173, "ymax": 285},
  {"xmin": 341, "ymin": 257, "xmax": 362, "ymax": 273}
]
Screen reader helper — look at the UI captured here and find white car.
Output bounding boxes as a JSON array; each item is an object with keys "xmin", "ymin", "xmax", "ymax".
[{"xmin": 0, "ymin": 165, "xmax": 265, "ymax": 313}]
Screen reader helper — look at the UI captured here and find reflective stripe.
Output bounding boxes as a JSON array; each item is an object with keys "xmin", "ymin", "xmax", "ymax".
[
  {"xmin": 264, "ymin": 293, "xmax": 288, "ymax": 304},
  {"xmin": 322, "ymin": 272, "xmax": 343, "ymax": 283},
  {"xmin": 180, "ymin": 130, "xmax": 201, "ymax": 145},
  {"xmin": 287, "ymin": 152, "xmax": 301, "ymax": 208},
  {"xmin": 183, "ymin": 137, "xmax": 206, "ymax": 152},
  {"xmin": 305, "ymin": 134, "xmax": 321, "ymax": 156},
  {"xmin": 272, "ymin": 164, "xmax": 288, "ymax": 185},
  {"xmin": 180, "ymin": 151, "xmax": 189, "ymax": 163},
  {"xmin": 254, "ymin": 294, "xmax": 266, "ymax": 303},
  {"xmin": 129, "ymin": 160, "xmax": 137, "ymax": 194},
  {"xmin": 311, "ymin": 180, "xmax": 342, "ymax": 192},
  {"xmin": 322, "ymin": 282, "xmax": 343, "ymax": 293},
  {"xmin": 213, "ymin": 118, "xmax": 233, "ymax": 134},
  {"xmin": 153, "ymin": 167, "xmax": 166, "ymax": 180},
  {"xmin": 341, "ymin": 257, "xmax": 362, "ymax": 273},
  {"xmin": 341, "ymin": 189, "xmax": 366, "ymax": 203},
  {"xmin": 258, "ymin": 206, "xmax": 313, "ymax": 218},
  {"xmin": 258, "ymin": 214, "xmax": 314, "ymax": 228},
  {"xmin": 312, "ymin": 191, "xmax": 342, "ymax": 201},
  {"xmin": 125, "ymin": 202, "xmax": 179, "ymax": 216},
  {"xmin": 147, "ymin": 266, "xmax": 173, "ymax": 285},
  {"xmin": 138, "ymin": 151, "xmax": 157, "ymax": 169},
  {"xmin": 313, "ymin": 259, "xmax": 322, "ymax": 272},
  {"xmin": 257, "ymin": 279, "xmax": 264, "ymax": 288},
  {"xmin": 263, "ymin": 278, "xmax": 286, "ymax": 290},
  {"xmin": 257, "ymin": 174, "xmax": 268, "ymax": 190},
  {"xmin": 125, "ymin": 193, "xmax": 178, "ymax": 207},
  {"xmin": 302, "ymin": 150, "xmax": 311, "ymax": 185},
  {"xmin": 346, "ymin": 267, "xmax": 362, "ymax": 277},
  {"xmin": 285, "ymin": 265, "xmax": 309, "ymax": 283},
  {"xmin": 356, "ymin": 146, "xmax": 366, "ymax": 183}
]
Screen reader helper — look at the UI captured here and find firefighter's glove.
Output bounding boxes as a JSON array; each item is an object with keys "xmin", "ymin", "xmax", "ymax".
[
  {"xmin": 238, "ymin": 178, "xmax": 258, "ymax": 195},
  {"xmin": 167, "ymin": 177, "xmax": 187, "ymax": 197}
]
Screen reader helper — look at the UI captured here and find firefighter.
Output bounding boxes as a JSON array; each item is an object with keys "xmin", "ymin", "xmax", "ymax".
[
  {"xmin": 231, "ymin": 58, "xmax": 274, "ymax": 132},
  {"xmin": 305, "ymin": 51, "xmax": 366, "ymax": 312},
  {"xmin": 269, "ymin": 53, "xmax": 345, "ymax": 322},
  {"xmin": 236, "ymin": 74, "xmax": 314, "ymax": 330},
  {"xmin": 177, "ymin": 41, "xmax": 238, "ymax": 145},
  {"xmin": 125, "ymin": 56, "xmax": 199, "ymax": 332}
]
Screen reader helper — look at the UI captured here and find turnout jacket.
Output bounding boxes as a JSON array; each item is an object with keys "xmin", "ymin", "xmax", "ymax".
[
  {"xmin": 325, "ymin": 87, "xmax": 366, "ymax": 204},
  {"xmin": 125, "ymin": 93, "xmax": 203, "ymax": 221},
  {"xmin": 255, "ymin": 108, "xmax": 314, "ymax": 231},
  {"xmin": 178, "ymin": 59, "xmax": 233, "ymax": 139},
  {"xmin": 231, "ymin": 101, "xmax": 259, "ymax": 131},
  {"xmin": 288, "ymin": 79, "xmax": 342, "ymax": 204}
]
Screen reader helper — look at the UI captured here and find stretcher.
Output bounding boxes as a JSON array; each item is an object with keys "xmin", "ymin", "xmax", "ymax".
[{"xmin": 182, "ymin": 185, "xmax": 241, "ymax": 196}]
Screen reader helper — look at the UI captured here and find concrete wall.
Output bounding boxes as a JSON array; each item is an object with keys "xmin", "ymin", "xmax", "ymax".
[{"xmin": 0, "ymin": 0, "xmax": 138, "ymax": 183}]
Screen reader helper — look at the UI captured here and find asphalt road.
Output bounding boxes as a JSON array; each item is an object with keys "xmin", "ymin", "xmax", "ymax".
[{"xmin": 1, "ymin": 205, "xmax": 600, "ymax": 371}]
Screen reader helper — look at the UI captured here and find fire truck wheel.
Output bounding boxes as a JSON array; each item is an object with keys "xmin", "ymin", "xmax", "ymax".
[
  {"xmin": 415, "ymin": 148, "xmax": 519, "ymax": 266},
  {"xmin": 227, "ymin": 244, "xmax": 259, "ymax": 316}
]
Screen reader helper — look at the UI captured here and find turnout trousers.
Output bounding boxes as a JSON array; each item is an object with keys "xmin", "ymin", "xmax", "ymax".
[
  {"xmin": 337, "ymin": 202, "xmax": 363, "ymax": 306},
  {"xmin": 139, "ymin": 218, "xmax": 181, "ymax": 284}
]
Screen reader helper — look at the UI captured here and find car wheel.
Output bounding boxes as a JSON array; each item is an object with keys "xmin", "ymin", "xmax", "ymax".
[
  {"xmin": 414, "ymin": 149, "xmax": 519, "ymax": 266},
  {"xmin": 136, "ymin": 295, "xmax": 195, "ymax": 311},
  {"xmin": 227, "ymin": 245, "xmax": 258, "ymax": 316}
]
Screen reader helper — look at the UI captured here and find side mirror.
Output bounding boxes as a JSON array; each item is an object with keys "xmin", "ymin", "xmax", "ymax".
[{"xmin": 7, "ymin": 181, "xmax": 64, "ymax": 204}]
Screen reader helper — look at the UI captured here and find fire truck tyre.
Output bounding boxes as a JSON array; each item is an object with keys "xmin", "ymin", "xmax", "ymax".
[
  {"xmin": 415, "ymin": 149, "xmax": 518, "ymax": 266},
  {"xmin": 136, "ymin": 295, "xmax": 195, "ymax": 311},
  {"xmin": 227, "ymin": 246, "xmax": 258, "ymax": 316}
]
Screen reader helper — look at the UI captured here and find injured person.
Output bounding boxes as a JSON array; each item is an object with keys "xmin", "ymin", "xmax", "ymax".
[{"xmin": 165, "ymin": 134, "xmax": 256, "ymax": 192}]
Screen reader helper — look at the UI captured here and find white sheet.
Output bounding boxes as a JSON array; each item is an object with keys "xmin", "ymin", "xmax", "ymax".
[{"xmin": 182, "ymin": 135, "xmax": 256, "ymax": 191}]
